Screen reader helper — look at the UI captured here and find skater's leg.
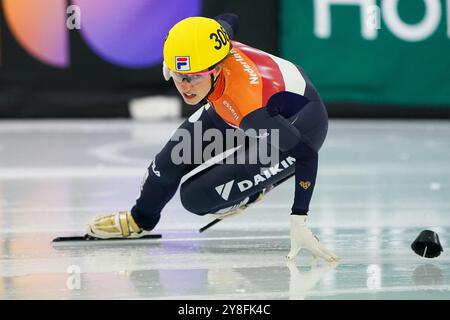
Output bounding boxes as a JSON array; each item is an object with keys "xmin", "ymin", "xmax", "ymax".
[{"xmin": 131, "ymin": 105, "xmax": 235, "ymax": 229}]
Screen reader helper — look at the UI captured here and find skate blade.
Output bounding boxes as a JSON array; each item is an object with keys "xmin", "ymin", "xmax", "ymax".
[{"xmin": 52, "ymin": 234, "xmax": 162, "ymax": 243}]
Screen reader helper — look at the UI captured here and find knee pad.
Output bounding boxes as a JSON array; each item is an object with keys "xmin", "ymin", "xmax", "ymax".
[
  {"xmin": 180, "ymin": 165, "xmax": 240, "ymax": 215},
  {"xmin": 180, "ymin": 172, "xmax": 254, "ymax": 216}
]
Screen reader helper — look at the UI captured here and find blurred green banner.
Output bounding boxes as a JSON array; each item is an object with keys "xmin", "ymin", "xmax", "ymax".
[{"xmin": 280, "ymin": 0, "xmax": 450, "ymax": 107}]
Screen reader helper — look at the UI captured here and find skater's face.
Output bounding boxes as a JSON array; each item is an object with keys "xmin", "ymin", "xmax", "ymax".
[{"xmin": 172, "ymin": 65, "xmax": 222, "ymax": 105}]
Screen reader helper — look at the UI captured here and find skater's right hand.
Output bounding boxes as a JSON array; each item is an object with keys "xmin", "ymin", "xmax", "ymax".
[{"xmin": 286, "ymin": 215, "xmax": 340, "ymax": 262}]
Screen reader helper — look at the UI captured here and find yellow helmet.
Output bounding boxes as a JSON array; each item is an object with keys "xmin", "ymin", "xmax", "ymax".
[{"xmin": 163, "ymin": 17, "xmax": 231, "ymax": 73}]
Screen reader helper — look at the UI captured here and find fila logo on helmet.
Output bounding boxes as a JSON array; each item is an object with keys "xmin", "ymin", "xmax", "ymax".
[{"xmin": 175, "ymin": 56, "xmax": 191, "ymax": 71}]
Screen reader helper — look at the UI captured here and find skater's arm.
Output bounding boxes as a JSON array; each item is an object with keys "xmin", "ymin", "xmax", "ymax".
[
  {"xmin": 238, "ymin": 92, "xmax": 309, "ymax": 150},
  {"xmin": 265, "ymin": 91, "xmax": 310, "ymax": 118},
  {"xmin": 240, "ymin": 91, "xmax": 309, "ymax": 131}
]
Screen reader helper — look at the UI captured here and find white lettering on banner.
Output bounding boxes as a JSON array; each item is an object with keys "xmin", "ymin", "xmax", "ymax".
[
  {"xmin": 448, "ymin": 0, "xmax": 450, "ymax": 38},
  {"xmin": 314, "ymin": 0, "xmax": 450, "ymax": 41},
  {"xmin": 315, "ymin": 0, "xmax": 378, "ymax": 40},
  {"xmin": 383, "ymin": 0, "xmax": 441, "ymax": 41}
]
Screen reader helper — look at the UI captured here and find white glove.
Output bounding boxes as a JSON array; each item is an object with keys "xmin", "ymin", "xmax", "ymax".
[
  {"xmin": 286, "ymin": 215, "xmax": 340, "ymax": 262},
  {"xmin": 162, "ymin": 62, "xmax": 171, "ymax": 81}
]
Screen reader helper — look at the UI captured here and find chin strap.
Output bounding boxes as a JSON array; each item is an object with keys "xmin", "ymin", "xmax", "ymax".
[
  {"xmin": 208, "ymin": 68, "xmax": 220, "ymax": 95},
  {"xmin": 198, "ymin": 68, "xmax": 220, "ymax": 106}
]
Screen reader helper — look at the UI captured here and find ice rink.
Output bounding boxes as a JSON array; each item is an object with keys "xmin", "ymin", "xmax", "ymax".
[{"xmin": 0, "ymin": 119, "xmax": 449, "ymax": 300}]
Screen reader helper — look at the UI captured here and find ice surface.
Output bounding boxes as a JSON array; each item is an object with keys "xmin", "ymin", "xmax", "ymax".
[{"xmin": 0, "ymin": 119, "xmax": 449, "ymax": 299}]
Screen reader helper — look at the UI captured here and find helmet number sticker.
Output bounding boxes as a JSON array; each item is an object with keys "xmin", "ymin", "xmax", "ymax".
[{"xmin": 210, "ymin": 27, "xmax": 229, "ymax": 50}]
